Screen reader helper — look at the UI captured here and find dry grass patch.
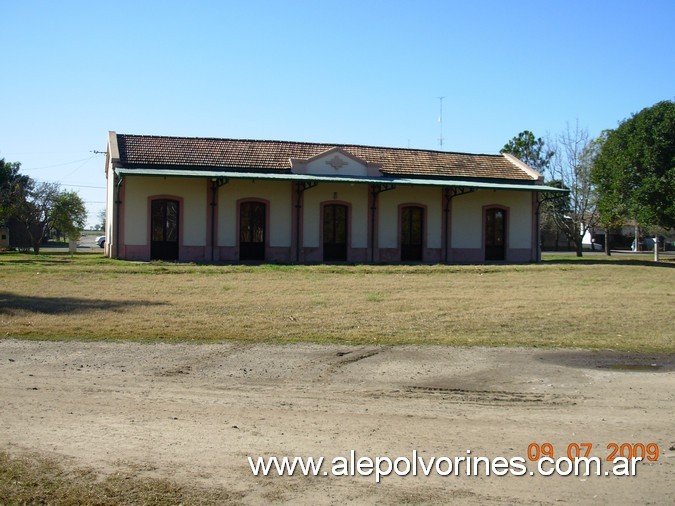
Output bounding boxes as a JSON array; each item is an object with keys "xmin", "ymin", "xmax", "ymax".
[
  {"xmin": 0, "ymin": 252, "xmax": 673, "ymax": 352},
  {"xmin": 0, "ymin": 450, "xmax": 239, "ymax": 505}
]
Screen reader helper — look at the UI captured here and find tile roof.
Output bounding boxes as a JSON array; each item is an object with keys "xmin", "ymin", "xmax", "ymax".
[{"xmin": 114, "ymin": 134, "xmax": 537, "ymax": 181}]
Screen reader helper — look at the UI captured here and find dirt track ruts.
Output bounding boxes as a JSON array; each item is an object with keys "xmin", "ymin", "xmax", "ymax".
[{"xmin": 1, "ymin": 340, "xmax": 673, "ymax": 504}]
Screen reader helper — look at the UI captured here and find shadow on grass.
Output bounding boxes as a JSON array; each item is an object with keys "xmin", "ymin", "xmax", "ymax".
[
  {"xmin": 0, "ymin": 292, "xmax": 166, "ymax": 315},
  {"xmin": 542, "ymin": 258, "xmax": 674, "ymax": 268},
  {"xmin": 0, "ymin": 255, "xmax": 106, "ymax": 267},
  {"xmin": 0, "ymin": 258, "xmax": 79, "ymax": 266}
]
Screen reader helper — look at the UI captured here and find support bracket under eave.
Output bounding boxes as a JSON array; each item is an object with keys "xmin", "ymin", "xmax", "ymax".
[
  {"xmin": 297, "ymin": 181, "xmax": 319, "ymax": 192},
  {"xmin": 443, "ymin": 187, "xmax": 475, "ymax": 207},
  {"xmin": 210, "ymin": 177, "xmax": 229, "ymax": 206},
  {"xmin": 370, "ymin": 183, "xmax": 396, "ymax": 198},
  {"xmin": 443, "ymin": 187, "xmax": 475, "ymax": 263},
  {"xmin": 295, "ymin": 181, "xmax": 319, "ymax": 208},
  {"xmin": 213, "ymin": 176, "xmax": 229, "ymax": 188}
]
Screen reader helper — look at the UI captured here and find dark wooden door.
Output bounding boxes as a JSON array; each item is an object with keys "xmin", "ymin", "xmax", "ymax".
[
  {"xmin": 485, "ymin": 208, "xmax": 506, "ymax": 261},
  {"xmin": 240, "ymin": 201, "xmax": 266, "ymax": 261},
  {"xmin": 151, "ymin": 199, "xmax": 179, "ymax": 261},
  {"xmin": 323, "ymin": 204, "xmax": 348, "ymax": 261},
  {"xmin": 401, "ymin": 206, "xmax": 423, "ymax": 261}
]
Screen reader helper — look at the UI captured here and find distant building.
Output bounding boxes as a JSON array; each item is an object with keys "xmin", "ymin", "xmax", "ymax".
[{"xmin": 103, "ymin": 132, "xmax": 566, "ymax": 263}]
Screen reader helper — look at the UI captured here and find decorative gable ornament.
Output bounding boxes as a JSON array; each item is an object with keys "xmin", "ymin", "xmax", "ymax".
[
  {"xmin": 326, "ymin": 155, "xmax": 348, "ymax": 170},
  {"xmin": 290, "ymin": 147, "xmax": 383, "ymax": 177}
]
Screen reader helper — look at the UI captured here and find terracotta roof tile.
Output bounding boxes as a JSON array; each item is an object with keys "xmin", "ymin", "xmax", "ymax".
[{"xmin": 115, "ymin": 134, "xmax": 536, "ymax": 181}]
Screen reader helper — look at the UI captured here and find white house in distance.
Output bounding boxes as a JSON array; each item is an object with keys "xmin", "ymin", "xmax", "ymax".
[{"xmin": 103, "ymin": 132, "xmax": 566, "ymax": 264}]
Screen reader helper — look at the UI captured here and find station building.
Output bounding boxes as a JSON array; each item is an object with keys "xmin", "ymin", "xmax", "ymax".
[{"xmin": 104, "ymin": 132, "xmax": 565, "ymax": 263}]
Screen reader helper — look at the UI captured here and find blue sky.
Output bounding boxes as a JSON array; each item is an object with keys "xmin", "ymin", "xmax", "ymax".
[{"xmin": 1, "ymin": 0, "xmax": 674, "ymax": 226}]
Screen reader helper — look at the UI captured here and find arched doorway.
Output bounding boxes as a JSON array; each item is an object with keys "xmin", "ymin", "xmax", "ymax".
[
  {"xmin": 485, "ymin": 207, "xmax": 506, "ymax": 261},
  {"xmin": 151, "ymin": 199, "xmax": 179, "ymax": 261},
  {"xmin": 240, "ymin": 201, "xmax": 266, "ymax": 261},
  {"xmin": 401, "ymin": 205, "xmax": 424, "ymax": 261},
  {"xmin": 323, "ymin": 204, "xmax": 348, "ymax": 261}
]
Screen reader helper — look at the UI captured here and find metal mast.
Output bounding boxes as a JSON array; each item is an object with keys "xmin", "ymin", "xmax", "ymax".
[{"xmin": 438, "ymin": 96, "xmax": 445, "ymax": 149}]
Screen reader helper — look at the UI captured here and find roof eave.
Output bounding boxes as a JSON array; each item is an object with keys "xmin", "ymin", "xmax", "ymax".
[
  {"xmin": 113, "ymin": 166, "xmax": 569, "ymax": 193},
  {"xmin": 502, "ymin": 153, "xmax": 544, "ymax": 182}
]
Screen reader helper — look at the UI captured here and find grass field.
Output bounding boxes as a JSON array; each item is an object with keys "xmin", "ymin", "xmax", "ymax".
[
  {"xmin": 1, "ymin": 252, "xmax": 673, "ymax": 352},
  {"xmin": 0, "ymin": 450, "xmax": 236, "ymax": 506}
]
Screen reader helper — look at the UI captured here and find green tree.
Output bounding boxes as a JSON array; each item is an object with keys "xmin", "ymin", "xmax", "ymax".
[
  {"xmin": 0, "ymin": 158, "xmax": 29, "ymax": 225},
  {"xmin": 97, "ymin": 208, "xmax": 106, "ymax": 231},
  {"xmin": 500, "ymin": 130, "xmax": 555, "ymax": 175},
  {"xmin": 2, "ymin": 158, "xmax": 89, "ymax": 252},
  {"xmin": 15, "ymin": 181, "xmax": 61, "ymax": 254},
  {"xmin": 592, "ymin": 132, "xmax": 625, "ymax": 255},
  {"xmin": 593, "ymin": 100, "xmax": 675, "ymax": 232},
  {"xmin": 52, "ymin": 190, "xmax": 87, "ymax": 242}
]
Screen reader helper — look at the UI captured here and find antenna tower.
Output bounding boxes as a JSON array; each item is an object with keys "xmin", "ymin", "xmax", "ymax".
[{"xmin": 438, "ymin": 96, "xmax": 445, "ymax": 149}]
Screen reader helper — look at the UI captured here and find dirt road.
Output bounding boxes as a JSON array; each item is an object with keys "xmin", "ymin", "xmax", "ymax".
[{"xmin": 1, "ymin": 340, "xmax": 673, "ymax": 504}]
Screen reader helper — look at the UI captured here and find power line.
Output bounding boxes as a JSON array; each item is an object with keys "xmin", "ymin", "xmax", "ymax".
[
  {"xmin": 34, "ymin": 180, "xmax": 105, "ymax": 189},
  {"xmin": 57, "ymin": 155, "xmax": 98, "ymax": 182},
  {"xmin": 62, "ymin": 184, "xmax": 105, "ymax": 189},
  {"xmin": 21, "ymin": 155, "xmax": 100, "ymax": 171}
]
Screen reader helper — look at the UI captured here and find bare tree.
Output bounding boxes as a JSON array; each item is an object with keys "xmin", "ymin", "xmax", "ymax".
[{"xmin": 547, "ymin": 122, "xmax": 599, "ymax": 257}]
